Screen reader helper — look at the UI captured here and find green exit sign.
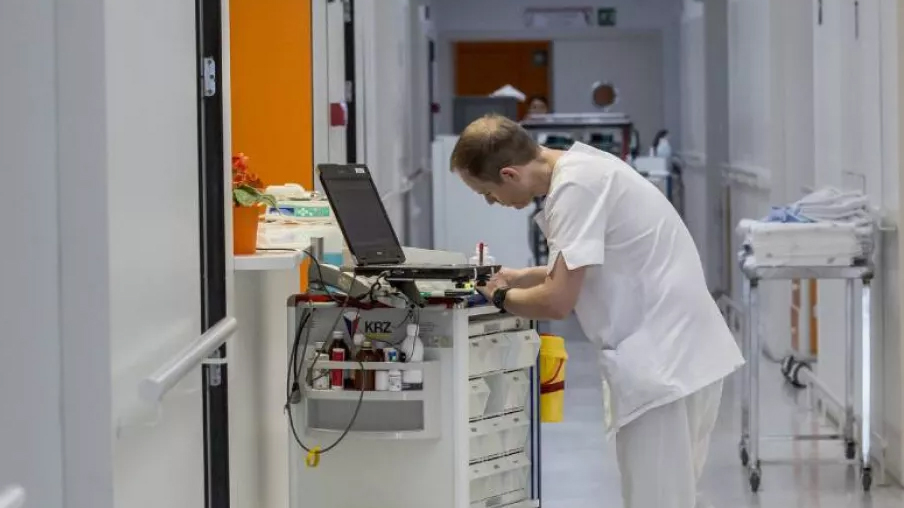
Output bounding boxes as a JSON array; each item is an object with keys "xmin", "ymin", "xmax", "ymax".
[{"xmin": 597, "ymin": 7, "xmax": 617, "ymax": 27}]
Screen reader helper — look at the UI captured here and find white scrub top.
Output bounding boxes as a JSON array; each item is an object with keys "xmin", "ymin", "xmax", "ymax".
[{"xmin": 536, "ymin": 142, "xmax": 744, "ymax": 434}]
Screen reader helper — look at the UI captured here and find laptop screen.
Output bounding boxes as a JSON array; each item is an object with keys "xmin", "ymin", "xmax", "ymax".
[{"xmin": 318, "ymin": 164, "xmax": 405, "ymax": 265}]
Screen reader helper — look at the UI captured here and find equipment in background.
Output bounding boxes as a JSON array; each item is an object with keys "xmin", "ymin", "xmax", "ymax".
[
  {"xmin": 453, "ymin": 96, "xmax": 520, "ymax": 134},
  {"xmin": 520, "ymin": 112, "xmax": 634, "ymax": 160},
  {"xmin": 317, "ymin": 163, "xmax": 499, "ymax": 306},
  {"xmin": 255, "ymin": 183, "xmax": 346, "ymax": 265},
  {"xmin": 634, "ymin": 155, "xmax": 684, "ymax": 218}
]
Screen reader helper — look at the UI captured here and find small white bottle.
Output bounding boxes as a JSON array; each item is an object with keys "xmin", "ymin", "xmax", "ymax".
[
  {"xmin": 468, "ymin": 242, "xmax": 496, "ymax": 266},
  {"xmin": 312, "ymin": 352, "xmax": 331, "ymax": 390},
  {"xmin": 353, "ymin": 332, "xmax": 366, "ymax": 350},
  {"xmin": 401, "ymin": 324, "xmax": 424, "ymax": 390},
  {"xmin": 387, "ymin": 369, "xmax": 403, "ymax": 392}
]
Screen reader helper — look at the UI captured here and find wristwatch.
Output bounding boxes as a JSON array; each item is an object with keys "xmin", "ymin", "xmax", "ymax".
[{"xmin": 491, "ymin": 287, "xmax": 510, "ymax": 310}]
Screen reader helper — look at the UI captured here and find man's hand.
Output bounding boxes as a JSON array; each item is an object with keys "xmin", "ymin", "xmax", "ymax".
[
  {"xmin": 476, "ymin": 277, "xmax": 504, "ymax": 300},
  {"xmin": 490, "ymin": 267, "xmax": 523, "ymax": 288}
]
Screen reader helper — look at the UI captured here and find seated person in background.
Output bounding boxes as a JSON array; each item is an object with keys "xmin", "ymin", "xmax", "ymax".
[{"xmin": 527, "ymin": 95, "xmax": 549, "ymax": 116}]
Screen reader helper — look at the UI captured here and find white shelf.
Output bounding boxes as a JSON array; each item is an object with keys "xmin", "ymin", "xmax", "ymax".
[
  {"xmin": 305, "ymin": 428, "xmax": 431, "ymax": 441},
  {"xmin": 233, "ymin": 250, "xmax": 304, "ymax": 271},
  {"xmin": 468, "ymin": 305, "xmax": 505, "ymax": 318},
  {"xmin": 305, "ymin": 388, "xmax": 426, "ymax": 401}
]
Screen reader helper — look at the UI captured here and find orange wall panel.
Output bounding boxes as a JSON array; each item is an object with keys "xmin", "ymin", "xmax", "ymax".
[
  {"xmin": 231, "ymin": 0, "xmax": 313, "ymax": 290},
  {"xmin": 230, "ymin": 0, "xmax": 313, "ymax": 190}
]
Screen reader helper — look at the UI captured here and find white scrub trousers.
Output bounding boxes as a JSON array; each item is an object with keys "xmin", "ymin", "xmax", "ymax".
[{"xmin": 615, "ymin": 381, "xmax": 723, "ymax": 508}]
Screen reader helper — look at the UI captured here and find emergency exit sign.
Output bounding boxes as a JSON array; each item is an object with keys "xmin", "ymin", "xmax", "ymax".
[{"xmin": 597, "ymin": 7, "xmax": 617, "ymax": 26}]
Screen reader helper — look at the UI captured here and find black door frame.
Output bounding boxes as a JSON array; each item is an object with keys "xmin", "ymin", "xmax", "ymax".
[
  {"xmin": 343, "ymin": 0, "xmax": 357, "ymax": 163},
  {"xmin": 195, "ymin": 0, "xmax": 230, "ymax": 507}
]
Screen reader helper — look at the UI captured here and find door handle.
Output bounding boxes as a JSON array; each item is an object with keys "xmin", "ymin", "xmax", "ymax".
[{"xmin": 139, "ymin": 316, "xmax": 238, "ymax": 402}]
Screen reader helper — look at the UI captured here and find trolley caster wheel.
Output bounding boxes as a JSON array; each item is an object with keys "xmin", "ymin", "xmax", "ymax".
[
  {"xmin": 845, "ymin": 440, "xmax": 857, "ymax": 460},
  {"xmin": 740, "ymin": 447, "xmax": 749, "ymax": 467},
  {"xmin": 748, "ymin": 468, "xmax": 762, "ymax": 493},
  {"xmin": 861, "ymin": 467, "xmax": 873, "ymax": 492}
]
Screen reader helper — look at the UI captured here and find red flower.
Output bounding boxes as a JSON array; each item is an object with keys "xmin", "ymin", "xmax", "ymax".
[{"xmin": 231, "ymin": 152, "xmax": 266, "ymax": 190}]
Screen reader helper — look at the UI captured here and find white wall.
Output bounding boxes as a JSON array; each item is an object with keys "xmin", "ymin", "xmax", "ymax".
[
  {"xmin": 0, "ymin": 1, "xmax": 65, "ymax": 505},
  {"xmin": 432, "ymin": 0, "xmax": 682, "ymax": 152},
  {"xmin": 356, "ymin": 0, "xmax": 417, "ymax": 239},
  {"xmin": 812, "ymin": 0, "xmax": 902, "ymax": 477},
  {"xmin": 552, "ymin": 33, "xmax": 665, "ymax": 149},
  {"xmin": 678, "ymin": 1, "xmax": 708, "ymax": 253},
  {"xmin": 680, "ymin": 0, "xmax": 904, "ymax": 479}
]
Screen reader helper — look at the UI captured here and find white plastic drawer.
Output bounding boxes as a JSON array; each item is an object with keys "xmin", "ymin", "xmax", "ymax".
[
  {"xmin": 485, "ymin": 370, "xmax": 530, "ymax": 415},
  {"xmin": 469, "ymin": 333, "xmax": 511, "ymax": 377},
  {"xmin": 469, "ymin": 336, "xmax": 490, "ymax": 377},
  {"xmin": 505, "ymin": 329, "xmax": 541, "ymax": 370},
  {"xmin": 469, "ymin": 463, "xmax": 499, "ymax": 503},
  {"xmin": 499, "ymin": 412, "xmax": 530, "ymax": 454},
  {"xmin": 469, "ymin": 378, "xmax": 491, "ymax": 420},
  {"xmin": 469, "ymin": 456, "xmax": 524, "ymax": 503},
  {"xmin": 468, "ymin": 419, "xmax": 504, "ymax": 462},
  {"xmin": 502, "ymin": 453, "xmax": 532, "ymax": 494}
]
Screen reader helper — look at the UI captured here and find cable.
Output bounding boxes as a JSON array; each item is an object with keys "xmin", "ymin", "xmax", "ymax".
[{"xmin": 284, "ymin": 249, "xmax": 390, "ymax": 460}]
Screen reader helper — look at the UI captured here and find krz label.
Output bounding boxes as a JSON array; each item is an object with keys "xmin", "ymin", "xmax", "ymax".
[{"xmin": 363, "ymin": 321, "xmax": 393, "ymax": 334}]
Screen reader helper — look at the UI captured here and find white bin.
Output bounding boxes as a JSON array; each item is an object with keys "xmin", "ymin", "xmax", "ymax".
[
  {"xmin": 469, "ymin": 418, "xmax": 504, "ymax": 462},
  {"xmin": 499, "ymin": 412, "xmax": 530, "ymax": 454},
  {"xmin": 505, "ymin": 329, "xmax": 541, "ymax": 370},
  {"xmin": 469, "ymin": 456, "xmax": 524, "ymax": 503},
  {"xmin": 469, "ymin": 378, "xmax": 491, "ymax": 420},
  {"xmin": 484, "ymin": 333, "xmax": 511, "ymax": 374},
  {"xmin": 468, "ymin": 336, "xmax": 489, "ymax": 377},
  {"xmin": 501, "ymin": 453, "xmax": 532, "ymax": 496},
  {"xmin": 485, "ymin": 370, "xmax": 530, "ymax": 415}
]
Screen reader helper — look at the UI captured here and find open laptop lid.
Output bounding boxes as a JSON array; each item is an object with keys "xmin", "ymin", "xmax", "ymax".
[{"xmin": 317, "ymin": 163, "xmax": 406, "ymax": 266}]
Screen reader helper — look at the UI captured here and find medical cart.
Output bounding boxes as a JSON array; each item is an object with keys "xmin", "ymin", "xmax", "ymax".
[
  {"xmin": 738, "ymin": 255, "xmax": 875, "ymax": 492},
  {"xmin": 286, "ymin": 298, "xmax": 543, "ymax": 508}
]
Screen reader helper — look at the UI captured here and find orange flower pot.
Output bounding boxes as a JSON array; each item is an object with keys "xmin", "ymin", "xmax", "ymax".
[{"xmin": 233, "ymin": 205, "xmax": 262, "ymax": 255}]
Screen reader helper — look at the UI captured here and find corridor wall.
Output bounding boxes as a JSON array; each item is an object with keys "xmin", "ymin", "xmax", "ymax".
[{"xmin": 679, "ymin": 0, "xmax": 904, "ymax": 480}]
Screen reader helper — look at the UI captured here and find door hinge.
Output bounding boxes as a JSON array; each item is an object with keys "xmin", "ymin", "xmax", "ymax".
[
  {"xmin": 817, "ymin": 0, "xmax": 823, "ymax": 25},
  {"xmin": 342, "ymin": 0, "xmax": 352, "ymax": 23},
  {"xmin": 206, "ymin": 349, "xmax": 224, "ymax": 386},
  {"xmin": 345, "ymin": 80, "xmax": 354, "ymax": 102},
  {"xmin": 854, "ymin": 1, "xmax": 860, "ymax": 39},
  {"xmin": 202, "ymin": 57, "xmax": 217, "ymax": 98}
]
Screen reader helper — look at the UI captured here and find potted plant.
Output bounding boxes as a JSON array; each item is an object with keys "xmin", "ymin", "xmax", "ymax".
[{"xmin": 232, "ymin": 152, "xmax": 277, "ymax": 255}]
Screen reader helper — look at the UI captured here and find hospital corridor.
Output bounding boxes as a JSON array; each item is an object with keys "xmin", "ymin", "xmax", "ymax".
[{"xmin": 7, "ymin": 0, "xmax": 904, "ymax": 507}]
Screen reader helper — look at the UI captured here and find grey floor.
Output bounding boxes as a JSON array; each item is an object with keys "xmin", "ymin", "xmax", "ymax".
[{"xmin": 540, "ymin": 316, "xmax": 904, "ymax": 508}]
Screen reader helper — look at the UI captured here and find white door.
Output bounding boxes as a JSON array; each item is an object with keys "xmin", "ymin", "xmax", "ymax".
[
  {"xmin": 0, "ymin": 1, "xmax": 65, "ymax": 506},
  {"xmin": 1, "ymin": 1, "xmax": 229, "ymax": 507}
]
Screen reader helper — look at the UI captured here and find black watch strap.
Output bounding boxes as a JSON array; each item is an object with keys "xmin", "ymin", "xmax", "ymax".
[{"xmin": 492, "ymin": 287, "xmax": 510, "ymax": 310}]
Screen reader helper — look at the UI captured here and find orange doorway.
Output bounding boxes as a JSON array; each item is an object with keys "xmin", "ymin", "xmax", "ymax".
[{"xmin": 454, "ymin": 40, "xmax": 551, "ymax": 120}]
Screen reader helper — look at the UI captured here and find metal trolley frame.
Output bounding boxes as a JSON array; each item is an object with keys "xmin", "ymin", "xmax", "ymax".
[{"xmin": 739, "ymin": 256, "xmax": 875, "ymax": 492}]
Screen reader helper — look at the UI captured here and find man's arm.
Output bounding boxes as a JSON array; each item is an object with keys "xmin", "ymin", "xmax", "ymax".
[
  {"xmin": 501, "ymin": 266, "xmax": 548, "ymax": 289},
  {"xmin": 496, "ymin": 255, "xmax": 585, "ymax": 320}
]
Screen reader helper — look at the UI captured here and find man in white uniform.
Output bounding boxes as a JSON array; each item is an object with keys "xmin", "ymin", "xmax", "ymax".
[{"xmin": 451, "ymin": 115, "xmax": 745, "ymax": 508}]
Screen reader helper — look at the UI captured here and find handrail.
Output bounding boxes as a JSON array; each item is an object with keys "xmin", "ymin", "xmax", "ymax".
[
  {"xmin": 139, "ymin": 317, "xmax": 238, "ymax": 403},
  {"xmin": 0, "ymin": 485, "xmax": 25, "ymax": 508}
]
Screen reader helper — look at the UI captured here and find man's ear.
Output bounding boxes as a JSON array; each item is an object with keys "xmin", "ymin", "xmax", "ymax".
[{"xmin": 499, "ymin": 166, "xmax": 519, "ymax": 181}]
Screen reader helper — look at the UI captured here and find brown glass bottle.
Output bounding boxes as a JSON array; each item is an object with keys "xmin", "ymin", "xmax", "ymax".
[
  {"xmin": 325, "ymin": 330, "xmax": 352, "ymax": 390},
  {"xmin": 353, "ymin": 339, "xmax": 381, "ymax": 391}
]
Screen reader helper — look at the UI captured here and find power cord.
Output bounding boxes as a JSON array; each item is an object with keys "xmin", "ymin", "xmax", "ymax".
[{"xmin": 285, "ymin": 250, "xmax": 404, "ymax": 464}]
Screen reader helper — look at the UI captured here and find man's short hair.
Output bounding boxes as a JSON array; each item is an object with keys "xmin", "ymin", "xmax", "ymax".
[{"xmin": 450, "ymin": 114, "xmax": 540, "ymax": 182}]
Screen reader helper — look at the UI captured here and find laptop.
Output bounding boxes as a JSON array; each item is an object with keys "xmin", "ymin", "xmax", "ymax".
[{"xmin": 317, "ymin": 163, "xmax": 499, "ymax": 284}]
